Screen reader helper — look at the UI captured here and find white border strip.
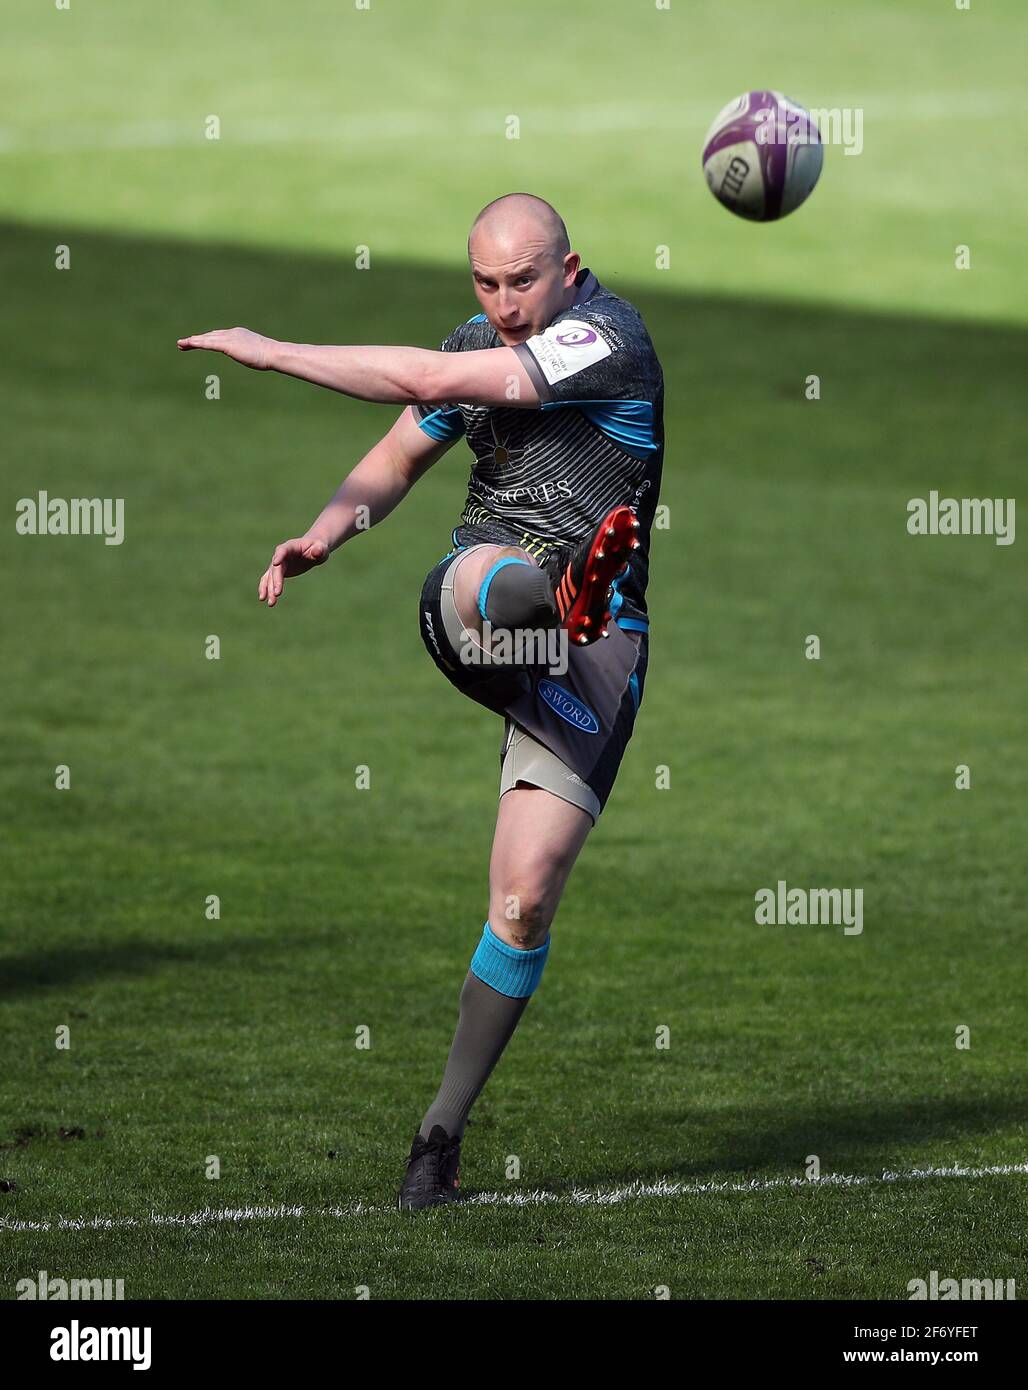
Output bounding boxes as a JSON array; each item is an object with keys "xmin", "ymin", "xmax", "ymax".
[{"xmin": 3, "ymin": 1162, "xmax": 1025, "ymax": 1233}]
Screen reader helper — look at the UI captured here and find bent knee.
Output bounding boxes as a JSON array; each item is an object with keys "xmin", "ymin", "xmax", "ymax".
[
  {"xmin": 488, "ymin": 891, "xmax": 554, "ymax": 948},
  {"xmin": 452, "ymin": 544, "xmax": 536, "ymax": 631}
]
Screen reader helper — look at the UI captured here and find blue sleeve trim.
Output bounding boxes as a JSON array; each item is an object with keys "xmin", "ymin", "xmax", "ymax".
[
  {"xmin": 616, "ymin": 617, "xmax": 649, "ymax": 634},
  {"xmin": 478, "ymin": 556, "xmax": 530, "ymax": 621},
  {"xmin": 416, "ymin": 405, "xmax": 466, "ymax": 443},
  {"xmin": 539, "ymin": 398, "xmax": 656, "ymax": 457},
  {"xmin": 628, "ymin": 671, "xmax": 641, "ymax": 712}
]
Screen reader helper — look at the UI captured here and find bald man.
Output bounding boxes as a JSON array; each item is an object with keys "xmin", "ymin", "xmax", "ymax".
[{"xmin": 178, "ymin": 192, "xmax": 664, "ymax": 1209}]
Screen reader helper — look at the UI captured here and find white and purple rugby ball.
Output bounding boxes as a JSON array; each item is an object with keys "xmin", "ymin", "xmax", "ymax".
[{"xmin": 702, "ymin": 90, "xmax": 823, "ymax": 222}]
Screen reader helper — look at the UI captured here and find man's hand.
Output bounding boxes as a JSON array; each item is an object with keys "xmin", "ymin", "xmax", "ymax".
[
  {"xmin": 258, "ymin": 537, "xmax": 330, "ymax": 608},
  {"xmin": 177, "ymin": 326, "xmax": 276, "ymax": 370}
]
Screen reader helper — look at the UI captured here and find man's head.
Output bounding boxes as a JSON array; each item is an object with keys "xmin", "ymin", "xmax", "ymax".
[{"xmin": 467, "ymin": 193, "xmax": 581, "ymax": 347}]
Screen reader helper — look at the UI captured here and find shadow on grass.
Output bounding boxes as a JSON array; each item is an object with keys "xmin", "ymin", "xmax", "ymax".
[
  {"xmin": 516, "ymin": 1090, "xmax": 1028, "ymax": 1193},
  {"xmin": 2, "ymin": 216, "xmax": 1026, "ymax": 508},
  {"xmin": 0, "ymin": 929, "xmax": 349, "ymax": 1000}
]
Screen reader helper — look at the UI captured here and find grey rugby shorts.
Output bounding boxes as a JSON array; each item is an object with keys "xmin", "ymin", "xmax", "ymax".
[{"xmin": 419, "ymin": 545, "xmax": 648, "ymax": 823}]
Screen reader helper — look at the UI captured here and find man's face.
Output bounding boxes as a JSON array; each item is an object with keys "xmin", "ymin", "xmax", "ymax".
[{"xmin": 468, "ymin": 232, "xmax": 580, "ymax": 347}]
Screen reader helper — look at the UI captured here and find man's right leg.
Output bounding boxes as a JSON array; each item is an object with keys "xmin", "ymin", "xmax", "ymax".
[
  {"xmin": 448, "ymin": 542, "xmax": 557, "ymax": 653},
  {"xmin": 449, "ymin": 504, "xmax": 640, "ymax": 656}
]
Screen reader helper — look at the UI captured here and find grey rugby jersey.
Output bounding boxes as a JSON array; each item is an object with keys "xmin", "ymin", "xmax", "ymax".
[{"xmin": 413, "ymin": 267, "xmax": 664, "ymax": 629}]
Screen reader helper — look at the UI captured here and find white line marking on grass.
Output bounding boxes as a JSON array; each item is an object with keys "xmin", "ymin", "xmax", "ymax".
[
  {"xmin": 0, "ymin": 95, "xmax": 1017, "ymax": 155},
  {"xmin": 2, "ymin": 1163, "xmax": 1025, "ymax": 1233},
  {"xmin": 464, "ymin": 1163, "xmax": 1028, "ymax": 1209}
]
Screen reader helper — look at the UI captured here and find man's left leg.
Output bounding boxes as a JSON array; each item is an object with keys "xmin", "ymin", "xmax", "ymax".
[{"xmin": 398, "ymin": 786, "xmax": 592, "ymax": 1209}]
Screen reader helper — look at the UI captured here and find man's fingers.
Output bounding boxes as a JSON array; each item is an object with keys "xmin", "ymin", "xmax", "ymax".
[
  {"xmin": 177, "ymin": 330, "xmax": 227, "ymax": 352},
  {"xmin": 260, "ymin": 544, "xmax": 291, "ymax": 608},
  {"xmin": 258, "ymin": 539, "xmax": 327, "ymax": 608},
  {"xmin": 270, "ymin": 545, "xmax": 291, "ymax": 600}
]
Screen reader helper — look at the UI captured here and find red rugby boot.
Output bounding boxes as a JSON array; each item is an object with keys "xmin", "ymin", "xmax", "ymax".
[{"xmin": 553, "ymin": 505, "xmax": 640, "ymax": 647}]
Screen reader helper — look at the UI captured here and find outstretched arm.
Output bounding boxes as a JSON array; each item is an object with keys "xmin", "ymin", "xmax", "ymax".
[
  {"xmin": 257, "ymin": 404, "xmax": 453, "ymax": 608},
  {"xmin": 177, "ymin": 326, "xmax": 540, "ymax": 409}
]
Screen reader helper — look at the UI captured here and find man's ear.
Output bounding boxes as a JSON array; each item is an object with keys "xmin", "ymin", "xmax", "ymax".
[{"xmin": 562, "ymin": 252, "xmax": 582, "ymax": 288}]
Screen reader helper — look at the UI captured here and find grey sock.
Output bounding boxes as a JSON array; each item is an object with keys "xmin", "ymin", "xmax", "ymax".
[
  {"xmin": 481, "ymin": 561, "xmax": 557, "ymax": 630},
  {"xmin": 419, "ymin": 971, "xmax": 531, "ymax": 1141}
]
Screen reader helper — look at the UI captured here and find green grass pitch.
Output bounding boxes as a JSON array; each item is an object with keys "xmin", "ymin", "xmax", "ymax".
[{"xmin": 1, "ymin": 0, "xmax": 1026, "ymax": 1299}]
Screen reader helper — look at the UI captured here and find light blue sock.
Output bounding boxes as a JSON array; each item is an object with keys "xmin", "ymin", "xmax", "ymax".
[{"xmin": 470, "ymin": 921, "xmax": 550, "ymax": 998}]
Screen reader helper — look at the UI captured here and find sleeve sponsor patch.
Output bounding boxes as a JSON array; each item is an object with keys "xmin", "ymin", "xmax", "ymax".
[{"xmin": 523, "ymin": 319, "xmax": 613, "ymax": 386}]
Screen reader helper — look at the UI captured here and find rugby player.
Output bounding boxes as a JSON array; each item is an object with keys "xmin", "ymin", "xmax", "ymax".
[{"xmin": 178, "ymin": 192, "xmax": 664, "ymax": 1210}]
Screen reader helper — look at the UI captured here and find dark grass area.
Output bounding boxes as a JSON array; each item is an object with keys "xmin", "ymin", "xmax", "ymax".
[{"xmin": 1, "ymin": 222, "xmax": 1026, "ymax": 1297}]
